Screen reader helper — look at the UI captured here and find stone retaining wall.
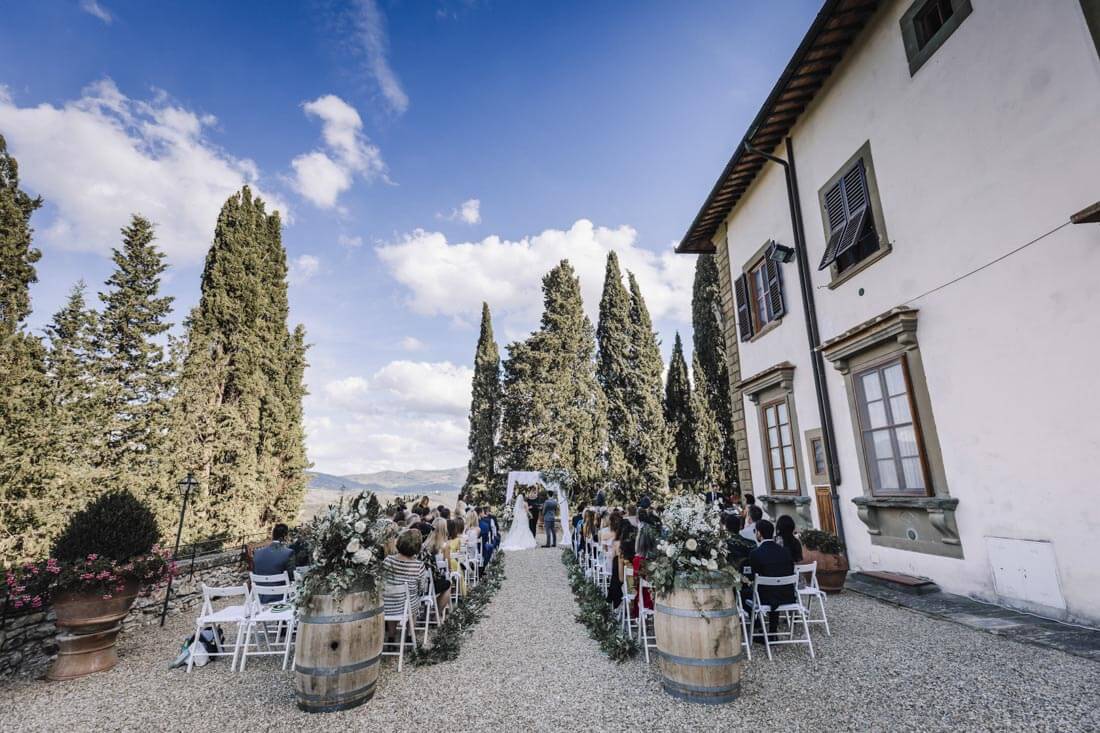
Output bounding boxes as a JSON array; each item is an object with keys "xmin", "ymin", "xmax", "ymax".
[{"xmin": 0, "ymin": 550, "xmax": 247, "ymax": 679}]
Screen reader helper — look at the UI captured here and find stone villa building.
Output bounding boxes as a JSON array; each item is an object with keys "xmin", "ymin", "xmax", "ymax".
[{"xmin": 677, "ymin": 0, "xmax": 1100, "ymax": 623}]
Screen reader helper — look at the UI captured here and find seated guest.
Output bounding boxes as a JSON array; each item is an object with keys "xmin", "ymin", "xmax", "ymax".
[
  {"xmin": 447, "ymin": 518, "xmax": 467, "ymax": 595},
  {"xmin": 420, "ymin": 517, "xmax": 452, "ymax": 609},
  {"xmin": 582, "ymin": 509, "xmax": 598, "ymax": 544},
  {"xmin": 437, "ymin": 506, "xmax": 451, "ymax": 520},
  {"xmin": 743, "ymin": 493, "xmax": 771, "ymax": 521},
  {"xmin": 383, "ymin": 529, "xmax": 429, "ymax": 626},
  {"xmin": 594, "ymin": 488, "xmax": 607, "ymax": 507},
  {"xmin": 393, "ymin": 509, "xmax": 407, "ymax": 525},
  {"xmin": 775, "ymin": 514, "xmax": 803, "ymax": 564},
  {"xmin": 723, "ymin": 513, "xmax": 754, "ymax": 567},
  {"xmin": 740, "ymin": 505, "xmax": 763, "ymax": 542},
  {"xmin": 415, "ymin": 513, "xmax": 434, "ymax": 538},
  {"xmin": 747, "ymin": 519, "xmax": 796, "ymax": 636},
  {"xmin": 633, "ymin": 522, "xmax": 656, "ymax": 614},
  {"xmin": 252, "ymin": 523, "xmax": 296, "ymax": 602}
]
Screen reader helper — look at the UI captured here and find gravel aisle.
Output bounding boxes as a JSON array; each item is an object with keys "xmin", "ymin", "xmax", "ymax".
[{"xmin": 2, "ymin": 545, "xmax": 1099, "ymax": 732}]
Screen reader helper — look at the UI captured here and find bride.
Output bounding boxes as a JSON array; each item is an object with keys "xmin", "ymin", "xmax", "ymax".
[{"xmin": 500, "ymin": 493, "xmax": 538, "ymax": 551}]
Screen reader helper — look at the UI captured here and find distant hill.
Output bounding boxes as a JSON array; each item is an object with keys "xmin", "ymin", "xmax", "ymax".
[
  {"xmin": 305, "ymin": 471, "xmax": 374, "ymax": 493},
  {"xmin": 341, "ymin": 467, "xmax": 466, "ymax": 494},
  {"xmin": 301, "ymin": 467, "xmax": 466, "ymax": 522}
]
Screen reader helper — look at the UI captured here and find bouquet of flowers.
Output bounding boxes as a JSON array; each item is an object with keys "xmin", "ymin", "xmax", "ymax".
[
  {"xmin": 4, "ymin": 549, "xmax": 174, "ymax": 610},
  {"xmin": 297, "ymin": 492, "xmax": 395, "ymax": 607},
  {"xmin": 499, "ymin": 501, "xmax": 514, "ymax": 531},
  {"xmin": 646, "ymin": 493, "xmax": 741, "ymax": 595}
]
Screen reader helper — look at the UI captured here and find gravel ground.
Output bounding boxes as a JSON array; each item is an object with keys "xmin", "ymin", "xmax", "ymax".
[{"xmin": 2, "ymin": 543, "xmax": 1098, "ymax": 732}]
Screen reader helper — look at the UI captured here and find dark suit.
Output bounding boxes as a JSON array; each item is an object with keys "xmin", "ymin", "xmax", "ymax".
[
  {"xmin": 542, "ymin": 498, "xmax": 559, "ymax": 547},
  {"xmin": 747, "ymin": 539, "xmax": 796, "ymax": 634},
  {"xmin": 527, "ymin": 496, "xmax": 543, "ymax": 537},
  {"xmin": 478, "ymin": 517, "xmax": 495, "ymax": 565},
  {"xmin": 252, "ymin": 541, "xmax": 295, "ymax": 603}
]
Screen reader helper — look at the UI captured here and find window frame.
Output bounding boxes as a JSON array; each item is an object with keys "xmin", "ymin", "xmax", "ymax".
[
  {"xmin": 817, "ymin": 142, "xmax": 891, "ymax": 289},
  {"xmin": 805, "ymin": 428, "xmax": 829, "ymax": 486},
  {"xmin": 735, "ymin": 239, "xmax": 787, "ymax": 342},
  {"xmin": 900, "ymin": 0, "xmax": 973, "ymax": 76},
  {"xmin": 761, "ymin": 396, "xmax": 800, "ymax": 496},
  {"xmin": 852, "ymin": 355, "xmax": 933, "ymax": 497}
]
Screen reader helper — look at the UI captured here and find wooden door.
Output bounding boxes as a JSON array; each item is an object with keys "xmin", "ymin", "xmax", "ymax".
[{"xmin": 814, "ymin": 485, "xmax": 836, "ymax": 534}]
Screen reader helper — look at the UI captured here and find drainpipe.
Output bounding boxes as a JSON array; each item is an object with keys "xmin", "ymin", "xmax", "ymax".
[{"xmin": 742, "ymin": 136, "xmax": 848, "ymax": 555}]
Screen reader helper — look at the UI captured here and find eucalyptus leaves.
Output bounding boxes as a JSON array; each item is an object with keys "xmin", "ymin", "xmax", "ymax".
[
  {"xmin": 562, "ymin": 549, "xmax": 637, "ymax": 663},
  {"xmin": 645, "ymin": 493, "xmax": 741, "ymax": 596}
]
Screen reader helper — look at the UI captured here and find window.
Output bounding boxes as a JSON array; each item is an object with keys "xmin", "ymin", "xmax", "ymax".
[
  {"xmin": 818, "ymin": 159, "xmax": 879, "ymax": 273},
  {"xmin": 762, "ymin": 399, "xmax": 799, "ymax": 494},
  {"xmin": 900, "ymin": 0, "xmax": 973, "ymax": 75},
  {"xmin": 811, "ymin": 437, "xmax": 827, "ymax": 478},
  {"xmin": 734, "ymin": 249, "xmax": 785, "ymax": 342},
  {"xmin": 854, "ymin": 358, "xmax": 930, "ymax": 496}
]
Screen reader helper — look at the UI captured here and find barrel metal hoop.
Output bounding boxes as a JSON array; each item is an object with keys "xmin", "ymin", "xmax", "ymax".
[
  {"xmin": 657, "ymin": 650, "xmax": 744, "ymax": 666},
  {"xmin": 655, "ymin": 603, "xmax": 740, "ymax": 619},
  {"xmin": 300, "ymin": 606, "xmax": 383, "ymax": 624},
  {"xmin": 662, "ymin": 679, "xmax": 742, "ymax": 695},
  {"xmin": 295, "ymin": 679, "xmax": 377, "ymax": 704},
  {"xmin": 293, "ymin": 653, "xmax": 381, "ymax": 677},
  {"xmin": 662, "ymin": 681, "xmax": 741, "ymax": 705}
]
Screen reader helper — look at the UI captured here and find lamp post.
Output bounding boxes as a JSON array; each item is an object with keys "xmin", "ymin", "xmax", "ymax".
[{"xmin": 159, "ymin": 473, "xmax": 198, "ymax": 627}]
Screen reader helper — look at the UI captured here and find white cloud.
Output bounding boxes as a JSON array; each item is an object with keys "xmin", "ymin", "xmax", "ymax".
[
  {"xmin": 338, "ymin": 233, "xmax": 363, "ymax": 248},
  {"xmin": 291, "ymin": 94, "xmax": 385, "ymax": 209},
  {"xmin": 376, "ymin": 219, "xmax": 695, "ymax": 329},
  {"xmin": 80, "ymin": 0, "xmax": 112, "ymax": 24},
  {"xmin": 306, "ymin": 360, "xmax": 472, "ymax": 474},
  {"xmin": 400, "ymin": 336, "xmax": 425, "ymax": 351},
  {"xmin": 0, "ymin": 79, "xmax": 288, "ymax": 262},
  {"xmin": 350, "ymin": 0, "xmax": 409, "ymax": 115},
  {"xmin": 440, "ymin": 198, "xmax": 480, "ymax": 224},
  {"xmin": 289, "ymin": 254, "xmax": 321, "ymax": 284}
]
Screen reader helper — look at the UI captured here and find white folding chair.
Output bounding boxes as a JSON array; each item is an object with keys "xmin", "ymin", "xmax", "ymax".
[
  {"xmin": 795, "ymin": 561, "xmax": 832, "ymax": 636},
  {"xmin": 619, "ymin": 565, "xmax": 637, "ymax": 639},
  {"xmin": 187, "ymin": 584, "xmax": 250, "ymax": 672},
  {"xmin": 382, "ymin": 584, "xmax": 417, "ymax": 672},
  {"xmin": 751, "ymin": 575, "xmax": 815, "ymax": 660},
  {"xmin": 734, "ymin": 585, "xmax": 752, "ymax": 661},
  {"xmin": 437, "ymin": 553, "xmax": 462, "ymax": 607},
  {"xmin": 636, "ymin": 577, "xmax": 657, "ymax": 664},
  {"xmin": 238, "ymin": 581, "xmax": 296, "ymax": 671},
  {"xmin": 418, "ymin": 573, "xmax": 444, "ymax": 644}
]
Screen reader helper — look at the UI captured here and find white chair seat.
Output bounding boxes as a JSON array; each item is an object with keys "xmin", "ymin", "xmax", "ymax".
[{"xmin": 201, "ymin": 605, "xmax": 248, "ymax": 623}]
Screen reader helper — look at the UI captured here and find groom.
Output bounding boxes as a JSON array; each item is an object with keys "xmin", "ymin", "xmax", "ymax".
[{"xmin": 542, "ymin": 493, "xmax": 559, "ymax": 548}]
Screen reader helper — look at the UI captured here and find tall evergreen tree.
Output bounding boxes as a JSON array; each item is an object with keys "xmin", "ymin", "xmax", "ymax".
[
  {"xmin": 462, "ymin": 303, "xmax": 502, "ymax": 506},
  {"xmin": 595, "ymin": 252, "xmax": 633, "ymax": 490},
  {"xmin": 626, "ymin": 272, "xmax": 672, "ymax": 498},
  {"xmin": 692, "ymin": 254, "xmax": 736, "ymax": 490},
  {"xmin": 690, "ymin": 350, "xmax": 723, "ymax": 491},
  {"xmin": 664, "ymin": 333, "xmax": 698, "ymax": 487},
  {"xmin": 172, "ymin": 187, "xmax": 307, "ymax": 539},
  {"xmin": 498, "ymin": 338, "xmax": 542, "ymax": 479},
  {"xmin": 0, "ymin": 136, "xmax": 52, "ymax": 562},
  {"xmin": 96, "ymin": 215, "xmax": 175, "ymax": 494}
]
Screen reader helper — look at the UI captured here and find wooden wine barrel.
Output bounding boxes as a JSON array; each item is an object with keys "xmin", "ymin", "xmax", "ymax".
[
  {"xmin": 654, "ymin": 581, "xmax": 744, "ymax": 704},
  {"xmin": 294, "ymin": 588, "xmax": 384, "ymax": 713}
]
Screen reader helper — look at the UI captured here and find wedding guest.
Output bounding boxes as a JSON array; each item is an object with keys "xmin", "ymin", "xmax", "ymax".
[
  {"xmin": 447, "ymin": 518, "xmax": 467, "ymax": 596},
  {"xmin": 740, "ymin": 505, "xmax": 763, "ymax": 542},
  {"xmin": 416, "ymin": 495, "xmax": 432, "ymax": 513},
  {"xmin": 633, "ymin": 522, "xmax": 655, "ymax": 616},
  {"xmin": 393, "ymin": 509, "xmax": 407, "ymax": 525},
  {"xmin": 724, "ymin": 513, "xmax": 754, "ymax": 566},
  {"xmin": 455, "ymin": 499, "xmax": 467, "ymax": 520},
  {"xmin": 421, "ymin": 518, "xmax": 452, "ymax": 610},
  {"xmin": 598, "ymin": 514, "xmax": 613, "ymax": 544},
  {"xmin": 775, "ymin": 515, "xmax": 803, "ymax": 563},
  {"xmin": 384, "ymin": 529, "xmax": 429, "ymax": 625},
  {"xmin": 464, "ymin": 510, "xmax": 482, "ymax": 547},
  {"xmin": 743, "ymin": 493, "xmax": 771, "ymax": 521},
  {"xmin": 437, "ymin": 506, "xmax": 451, "ymax": 520},
  {"xmin": 583, "ymin": 509, "xmax": 598, "ymax": 544},
  {"xmin": 406, "ymin": 514, "xmax": 422, "ymax": 529},
  {"xmin": 594, "ymin": 488, "xmax": 607, "ymax": 507},
  {"xmin": 478, "ymin": 507, "xmax": 496, "ymax": 565},
  {"xmin": 252, "ymin": 523, "xmax": 295, "ymax": 603},
  {"xmin": 747, "ymin": 520, "xmax": 795, "ymax": 636}
]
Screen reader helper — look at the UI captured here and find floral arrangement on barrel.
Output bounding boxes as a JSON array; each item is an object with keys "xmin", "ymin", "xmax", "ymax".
[
  {"xmin": 296, "ymin": 492, "xmax": 395, "ymax": 607},
  {"xmin": 646, "ymin": 492, "xmax": 741, "ymax": 595},
  {"xmin": 2, "ymin": 490, "xmax": 175, "ymax": 680}
]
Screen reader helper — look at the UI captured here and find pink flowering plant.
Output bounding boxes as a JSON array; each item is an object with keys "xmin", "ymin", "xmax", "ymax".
[{"xmin": 3, "ymin": 489, "xmax": 175, "ymax": 610}]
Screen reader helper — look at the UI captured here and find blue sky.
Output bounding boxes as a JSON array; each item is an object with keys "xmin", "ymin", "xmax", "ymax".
[{"xmin": 0, "ymin": 0, "xmax": 818, "ymax": 474}]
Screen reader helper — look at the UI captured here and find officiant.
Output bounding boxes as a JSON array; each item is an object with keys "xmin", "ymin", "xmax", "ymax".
[{"xmin": 528, "ymin": 490, "xmax": 544, "ymax": 539}]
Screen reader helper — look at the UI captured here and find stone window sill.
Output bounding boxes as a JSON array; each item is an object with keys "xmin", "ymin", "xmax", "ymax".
[
  {"xmin": 851, "ymin": 495, "xmax": 961, "ymax": 548},
  {"xmin": 759, "ymin": 494, "xmax": 812, "ymax": 527},
  {"xmin": 749, "ymin": 317, "xmax": 783, "ymax": 343},
  {"xmin": 827, "ymin": 240, "xmax": 892, "ymax": 290}
]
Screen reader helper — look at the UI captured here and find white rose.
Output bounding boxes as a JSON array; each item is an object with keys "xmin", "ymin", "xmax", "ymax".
[
  {"xmin": 354, "ymin": 521, "xmax": 367, "ymax": 534},
  {"xmin": 346, "ymin": 538, "xmax": 361, "ymax": 554},
  {"xmin": 352, "ymin": 549, "xmax": 372, "ymax": 565},
  {"xmin": 685, "ymin": 538, "xmax": 698, "ymax": 551},
  {"xmin": 664, "ymin": 545, "xmax": 675, "ymax": 557},
  {"xmin": 710, "ymin": 549, "xmax": 718, "ymax": 558},
  {"xmin": 707, "ymin": 559, "xmax": 718, "ymax": 571}
]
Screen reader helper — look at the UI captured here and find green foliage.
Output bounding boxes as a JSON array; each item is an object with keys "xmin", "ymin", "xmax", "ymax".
[
  {"xmin": 626, "ymin": 272, "xmax": 672, "ymax": 499},
  {"xmin": 51, "ymin": 489, "xmax": 162, "ymax": 563},
  {"xmin": 408, "ymin": 552, "xmax": 506, "ymax": 666},
  {"xmin": 800, "ymin": 529, "xmax": 846, "ymax": 555},
  {"xmin": 692, "ymin": 254, "xmax": 737, "ymax": 490},
  {"xmin": 665, "ymin": 333, "xmax": 699, "ymax": 487},
  {"xmin": 463, "ymin": 303, "xmax": 502, "ymax": 507},
  {"xmin": 689, "ymin": 351, "xmax": 723, "ymax": 490},
  {"xmin": 297, "ymin": 493, "xmax": 390, "ymax": 606},
  {"xmin": 561, "ymin": 549, "xmax": 637, "ymax": 662}
]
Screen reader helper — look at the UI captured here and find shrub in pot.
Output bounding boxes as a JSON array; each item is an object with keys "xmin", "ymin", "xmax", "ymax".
[
  {"xmin": 799, "ymin": 529, "xmax": 848, "ymax": 594},
  {"xmin": 4, "ymin": 490, "xmax": 174, "ymax": 680}
]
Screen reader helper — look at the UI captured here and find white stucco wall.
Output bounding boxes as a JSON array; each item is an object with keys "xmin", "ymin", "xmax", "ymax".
[{"xmin": 719, "ymin": 0, "xmax": 1100, "ymax": 622}]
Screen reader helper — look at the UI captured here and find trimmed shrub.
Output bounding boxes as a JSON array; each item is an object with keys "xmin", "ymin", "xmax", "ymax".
[{"xmin": 52, "ymin": 490, "xmax": 162, "ymax": 563}]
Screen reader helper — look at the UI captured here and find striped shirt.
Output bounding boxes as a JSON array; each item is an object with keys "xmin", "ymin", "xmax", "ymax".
[{"xmin": 383, "ymin": 554, "xmax": 428, "ymax": 618}]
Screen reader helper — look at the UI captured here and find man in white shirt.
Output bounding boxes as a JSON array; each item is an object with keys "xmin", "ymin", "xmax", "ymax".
[{"xmin": 739, "ymin": 505, "xmax": 763, "ymax": 543}]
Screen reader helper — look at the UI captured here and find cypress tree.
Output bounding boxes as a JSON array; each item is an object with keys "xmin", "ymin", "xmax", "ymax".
[
  {"xmin": 690, "ymin": 350, "xmax": 723, "ymax": 491},
  {"xmin": 692, "ymin": 254, "xmax": 736, "ymax": 489},
  {"xmin": 626, "ymin": 272, "xmax": 672, "ymax": 499},
  {"xmin": 463, "ymin": 303, "xmax": 502, "ymax": 507},
  {"xmin": 596, "ymin": 252, "xmax": 634, "ymax": 492},
  {"xmin": 0, "ymin": 136, "xmax": 52, "ymax": 562},
  {"xmin": 96, "ymin": 215, "xmax": 175, "ymax": 495},
  {"xmin": 498, "ymin": 338, "xmax": 542, "ymax": 478},
  {"xmin": 664, "ymin": 333, "xmax": 698, "ymax": 488}
]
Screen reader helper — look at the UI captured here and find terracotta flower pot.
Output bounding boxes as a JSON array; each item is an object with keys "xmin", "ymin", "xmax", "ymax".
[
  {"xmin": 48, "ymin": 579, "xmax": 140, "ymax": 681},
  {"xmin": 802, "ymin": 549, "xmax": 849, "ymax": 594}
]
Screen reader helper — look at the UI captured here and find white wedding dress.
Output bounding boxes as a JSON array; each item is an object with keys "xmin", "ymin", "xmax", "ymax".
[{"xmin": 500, "ymin": 495, "xmax": 538, "ymax": 551}]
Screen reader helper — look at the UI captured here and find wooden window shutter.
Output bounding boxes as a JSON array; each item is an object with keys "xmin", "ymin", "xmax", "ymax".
[
  {"xmin": 733, "ymin": 273, "xmax": 754, "ymax": 341},
  {"xmin": 764, "ymin": 258, "xmax": 785, "ymax": 319},
  {"xmin": 818, "ymin": 159, "xmax": 871, "ymax": 270}
]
